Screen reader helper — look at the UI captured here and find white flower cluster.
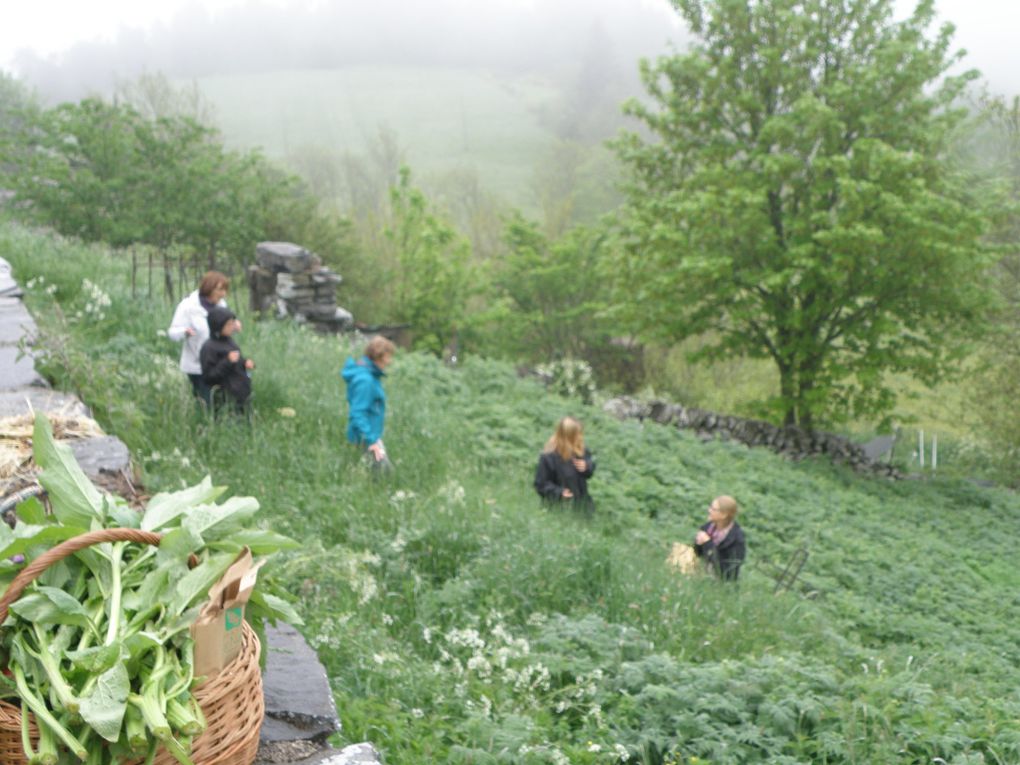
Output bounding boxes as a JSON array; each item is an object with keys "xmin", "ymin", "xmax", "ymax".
[
  {"xmin": 144, "ymin": 446, "xmax": 192, "ymax": 469},
  {"xmin": 342, "ymin": 550, "xmax": 382, "ymax": 605},
  {"xmin": 309, "ymin": 614, "xmax": 353, "ymax": 651},
  {"xmin": 73, "ymin": 278, "xmax": 113, "ymax": 322},
  {"xmin": 535, "ymin": 358, "xmax": 596, "ymax": 404},
  {"xmin": 389, "ymin": 489, "xmax": 417, "ymax": 507},
  {"xmin": 438, "ymin": 480, "xmax": 466, "ymax": 506},
  {"xmin": 25, "ymin": 275, "xmax": 59, "ymax": 296}
]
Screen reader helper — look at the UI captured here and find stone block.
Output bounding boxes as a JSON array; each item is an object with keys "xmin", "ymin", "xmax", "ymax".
[
  {"xmin": 0, "ymin": 389, "xmax": 85, "ymax": 419},
  {"xmin": 256, "ymin": 243, "xmax": 321, "ymax": 274},
  {"xmin": 0, "ymin": 298, "xmax": 37, "ymax": 345},
  {"xmin": 261, "ymin": 622, "xmax": 340, "ymax": 745},
  {"xmin": 67, "ymin": 436, "xmax": 131, "ymax": 479},
  {"xmin": 0, "ymin": 345, "xmax": 45, "ymax": 389}
]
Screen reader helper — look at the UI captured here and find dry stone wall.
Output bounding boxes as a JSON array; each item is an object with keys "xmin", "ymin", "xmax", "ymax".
[
  {"xmin": 603, "ymin": 396, "xmax": 902, "ymax": 479},
  {"xmin": 247, "ymin": 242, "xmax": 354, "ymax": 333}
]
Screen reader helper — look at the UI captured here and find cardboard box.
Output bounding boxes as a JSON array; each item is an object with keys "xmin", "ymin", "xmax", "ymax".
[{"xmin": 190, "ymin": 547, "xmax": 264, "ymax": 681}]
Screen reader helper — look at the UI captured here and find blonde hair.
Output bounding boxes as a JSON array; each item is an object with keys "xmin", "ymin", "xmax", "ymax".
[
  {"xmin": 712, "ymin": 495, "xmax": 739, "ymax": 525},
  {"xmin": 544, "ymin": 416, "xmax": 585, "ymax": 461},
  {"xmin": 364, "ymin": 335, "xmax": 396, "ymax": 362}
]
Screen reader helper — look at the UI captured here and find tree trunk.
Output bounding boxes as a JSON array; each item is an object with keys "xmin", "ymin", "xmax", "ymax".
[{"xmin": 778, "ymin": 361, "xmax": 797, "ymax": 427}]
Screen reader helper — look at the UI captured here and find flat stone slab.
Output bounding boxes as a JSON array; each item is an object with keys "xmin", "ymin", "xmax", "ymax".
[
  {"xmin": 256, "ymin": 242, "xmax": 321, "ymax": 274},
  {"xmin": 67, "ymin": 436, "xmax": 131, "ymax": 478},
  {"xmin": 261, "ymin": 622, "xmax": 340, "ymax": 744},
  {"xmin": 0, "ymin": 389, "xmax": 85, "ymax": 419},
  {"xmin": 0, "ymin": 258, "xmax": 22, "ymax": 299},
  {"xmin": 257, "ymin": 743, "xmax": 382, "ymax": 765},
  {"xmin": 0, "ymin": 346, "xmax": 45, "ymax": 389},
  {"xmin": 315, "ymin": 744, "xmax": 383, "ymax": 765},
  {"xmin": 0, "ymin": 298, "xmax": 35, "ymax": 345}
]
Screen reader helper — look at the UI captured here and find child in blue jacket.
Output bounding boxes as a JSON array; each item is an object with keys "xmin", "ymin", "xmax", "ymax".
[{"xmin": 342, "ymin": 335, "xmax": 396, "ymax": 469}]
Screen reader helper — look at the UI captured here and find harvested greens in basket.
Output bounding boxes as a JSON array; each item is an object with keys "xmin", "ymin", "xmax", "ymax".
[{"xmin": 0, "ymin": 414, "xmax": 300, "ymax": 764}]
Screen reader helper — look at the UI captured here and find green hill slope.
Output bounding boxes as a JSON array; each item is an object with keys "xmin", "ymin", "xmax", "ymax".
[
  {"xmin": 4, "ymin": 220, "xmax": 1019, "ymax": 763},
  {"xmin": 197, "ymin": 67, "xmax": 560, "ymax": 210}
]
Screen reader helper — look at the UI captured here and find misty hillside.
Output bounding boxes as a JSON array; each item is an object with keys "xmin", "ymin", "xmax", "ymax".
[{"xmin": 13, "ymin": 0, "xmax": 688, "ymax": 215}]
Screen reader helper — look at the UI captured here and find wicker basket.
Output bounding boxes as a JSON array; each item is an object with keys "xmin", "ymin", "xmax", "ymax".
[{"xmin": 0, "ymin": 528, "xmax": 263, "ymax": 765}]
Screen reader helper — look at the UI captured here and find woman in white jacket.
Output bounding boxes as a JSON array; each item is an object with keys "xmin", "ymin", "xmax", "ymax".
[{"xmin": 167, "ymin": 271, "xmax": 230, "ymax": 405}]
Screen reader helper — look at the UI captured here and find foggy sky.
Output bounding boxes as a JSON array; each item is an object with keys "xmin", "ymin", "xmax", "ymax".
[
  {"xmin": 4, "ymin": 0, "xmax": 1017, "ymax": 106},
  {"xmin": 3, "ymin": 0, "xmax": 686, "ymax": 104}
]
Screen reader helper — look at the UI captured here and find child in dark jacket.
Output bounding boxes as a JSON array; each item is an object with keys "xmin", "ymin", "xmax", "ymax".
[
  {"xmin": 534, "ymin": 416, "xmax": 596, "ymax": 515},
  {"xmin": 200, "ymin": 307, "xmax": 254, "ymax": 413}
]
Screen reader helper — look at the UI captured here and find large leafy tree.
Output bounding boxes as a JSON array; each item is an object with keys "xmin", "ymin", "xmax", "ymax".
[
  {"xmin": 385, "ymin": 167, "xmax": 474, "ymax": 355},
  {"xmin": 614, "ymin": 0, "xmax": 994, "ymax": 427},
  {"xmin": 488, "ymin": 214, "xmax": 612, "ymax": 362}
]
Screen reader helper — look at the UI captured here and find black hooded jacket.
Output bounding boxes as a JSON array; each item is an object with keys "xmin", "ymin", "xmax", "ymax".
[
  {"xmin": 534, "ymin": 448, "xmax": 595, "ymax": 512},
  {"xmin": 199, "ymin": 307, "xmax": 251, "ymax": 404}
]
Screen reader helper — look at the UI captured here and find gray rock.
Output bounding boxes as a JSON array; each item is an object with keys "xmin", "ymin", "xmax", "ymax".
[
  {"xmin": 261, "ymin": 622, "xmax": 340, "ymax": 744},
  {"xmin": 256, "ymin": 243, "xmax": 320, "ymax": 274},
  {"xmin": 0, "ymin": 258, "xmax": 22, "ymax": 299},
  {"xmin": 67, "ymin": 436, "xmax": 131, "ymax": 478},
  {"xmin": 0, "ymin": 345, "xmax": 45, "ymax": 389},
  {"xmin": 0, "ymin": 389, "xmax": 87, "ymax": 419},
  {"xmin": 0, "ymin": 298, "xmax": 37, "ymax": 345},
  {"xmin": 315, "ymin": 744, "xmax": 383, "ymax": 765}
]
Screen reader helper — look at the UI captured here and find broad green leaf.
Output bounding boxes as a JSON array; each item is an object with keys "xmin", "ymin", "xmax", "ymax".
[
  {"xmin": 10, "ymin": 588, "xmax": 93, "ymax": 630},
  {"xmin": 170, "ymin": 552, "xmax": 235, "ymax": 617},
  {"xmin": 79, "ymin": 660, "xmax": 129, "ymax": 742},
  {"xmin": 123, "ymin": 631, "xmax": 161, "ymax": 656},
  {"xmin": 106, "ymin": 496, "xmax": 141, "ymax": 529},
  {"xmin": 66, "ymin": 643, "xmax": 121, "ymax": 674},
  {"xmin": 32, "ymin": 412, "xmax": 104, "ymax": 527},
  {"xmin": 0, "ymin": 523, "xmax": 81, "ymax": 561},
  {"xmin": 15, "ymin": 495, "xmax": 47, "ymax": 525},
  {"xmin": 156, "ymin": 526, "xmax": 205, "ymax": 566},
  {"xmin": 141, "ymin": 476, "xmax": 225, "ymax": 532},
  {"xmin": 181, "ymin": 497, "xmax": 259, "ymax": 541},
  {"xmin": 75, "ymin": 546, "xmax": 113, "ymax": 598},
  {"xmin": 208, "ymin": 529, "xmax": 299, "ymax": 555},
  {"xmin": 249, "ymin": 590, "xmax": 304, "ymax": 626}
]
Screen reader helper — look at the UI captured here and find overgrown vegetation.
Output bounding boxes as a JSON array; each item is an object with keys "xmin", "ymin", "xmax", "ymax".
[{"xmin": 4, "ymin": 222, "xmax": 1019, "ymax": 764}]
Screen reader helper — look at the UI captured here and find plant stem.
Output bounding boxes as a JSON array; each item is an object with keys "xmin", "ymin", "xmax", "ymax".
[
  {"xmin": 12, "ymin": 664, "xmax": 87, "ymax": 761},
  {"xmin": 105, "ymin": 541, "xmax": 125, "ymax": 645}
]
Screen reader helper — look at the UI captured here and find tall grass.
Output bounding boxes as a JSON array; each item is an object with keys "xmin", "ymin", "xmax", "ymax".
[{"xmin": 4, "ymin": 219, "xmax": 1020, "ymax": 764}]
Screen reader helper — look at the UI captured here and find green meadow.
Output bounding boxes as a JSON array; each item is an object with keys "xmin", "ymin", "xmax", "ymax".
[
  {"xmin": 198, "ymin": 67, "xmax": 562, "ymax": 210},
  {"xmin": 4, "ymin": 220, "xmax": 1019, "ymax": 764}
]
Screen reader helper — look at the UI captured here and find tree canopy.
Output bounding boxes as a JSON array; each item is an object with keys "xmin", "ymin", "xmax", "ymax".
[{"xmin": 615, "ymin": 0, "xmax": 995, "ymax": 427}]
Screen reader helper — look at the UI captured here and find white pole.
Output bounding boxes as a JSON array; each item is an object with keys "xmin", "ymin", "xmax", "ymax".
[
  {"xmin": 919, "ymin": 429, "xmax": 924, "ymax": 468},
  {"xmin": 932, "ymin": 433, "xmax": 937, "ymax": 472}
]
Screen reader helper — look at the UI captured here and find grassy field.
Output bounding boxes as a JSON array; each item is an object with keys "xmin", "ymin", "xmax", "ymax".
[
  {"xmin": 4, "ymin": 220, "xmax": 1020, "ymax": 764},
  {"xmin": 197, "ymin": 67, "xmax": 563, "ymax": 211}
]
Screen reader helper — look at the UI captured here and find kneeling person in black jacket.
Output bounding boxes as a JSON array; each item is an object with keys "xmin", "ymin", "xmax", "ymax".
[
  {"xmin": 200, "ymin": 307, "xmax": 254, "ymax": 414},
  {"xmin": 693, "ymin": 495, "xmax": 746, "ymax": 580}
]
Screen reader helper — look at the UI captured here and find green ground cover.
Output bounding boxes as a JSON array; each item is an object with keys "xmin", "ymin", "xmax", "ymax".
[{"xmin": 3, "ymin": 220, "xmax": 1019, "ymax": 763}]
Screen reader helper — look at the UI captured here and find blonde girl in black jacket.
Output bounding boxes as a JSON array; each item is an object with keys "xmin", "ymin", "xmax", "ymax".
[{"xmin": 534, "ymin": 416, "xmax": 596, "ymax": 515}]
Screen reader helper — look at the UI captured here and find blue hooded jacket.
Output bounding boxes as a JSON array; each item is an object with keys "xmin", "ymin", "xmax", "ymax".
[{"xmin": 342, "ymin": 356, "xmax": 386, "ymax": 445}]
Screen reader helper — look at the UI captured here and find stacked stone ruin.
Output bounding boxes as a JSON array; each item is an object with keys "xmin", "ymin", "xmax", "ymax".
[
  {"xmin": 247, "ymin": 242, "xmax": 354, "ymax": 333},
  {"xmin": 603, "ymin": 396, "xmax": 903, "ymax": 479}
]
